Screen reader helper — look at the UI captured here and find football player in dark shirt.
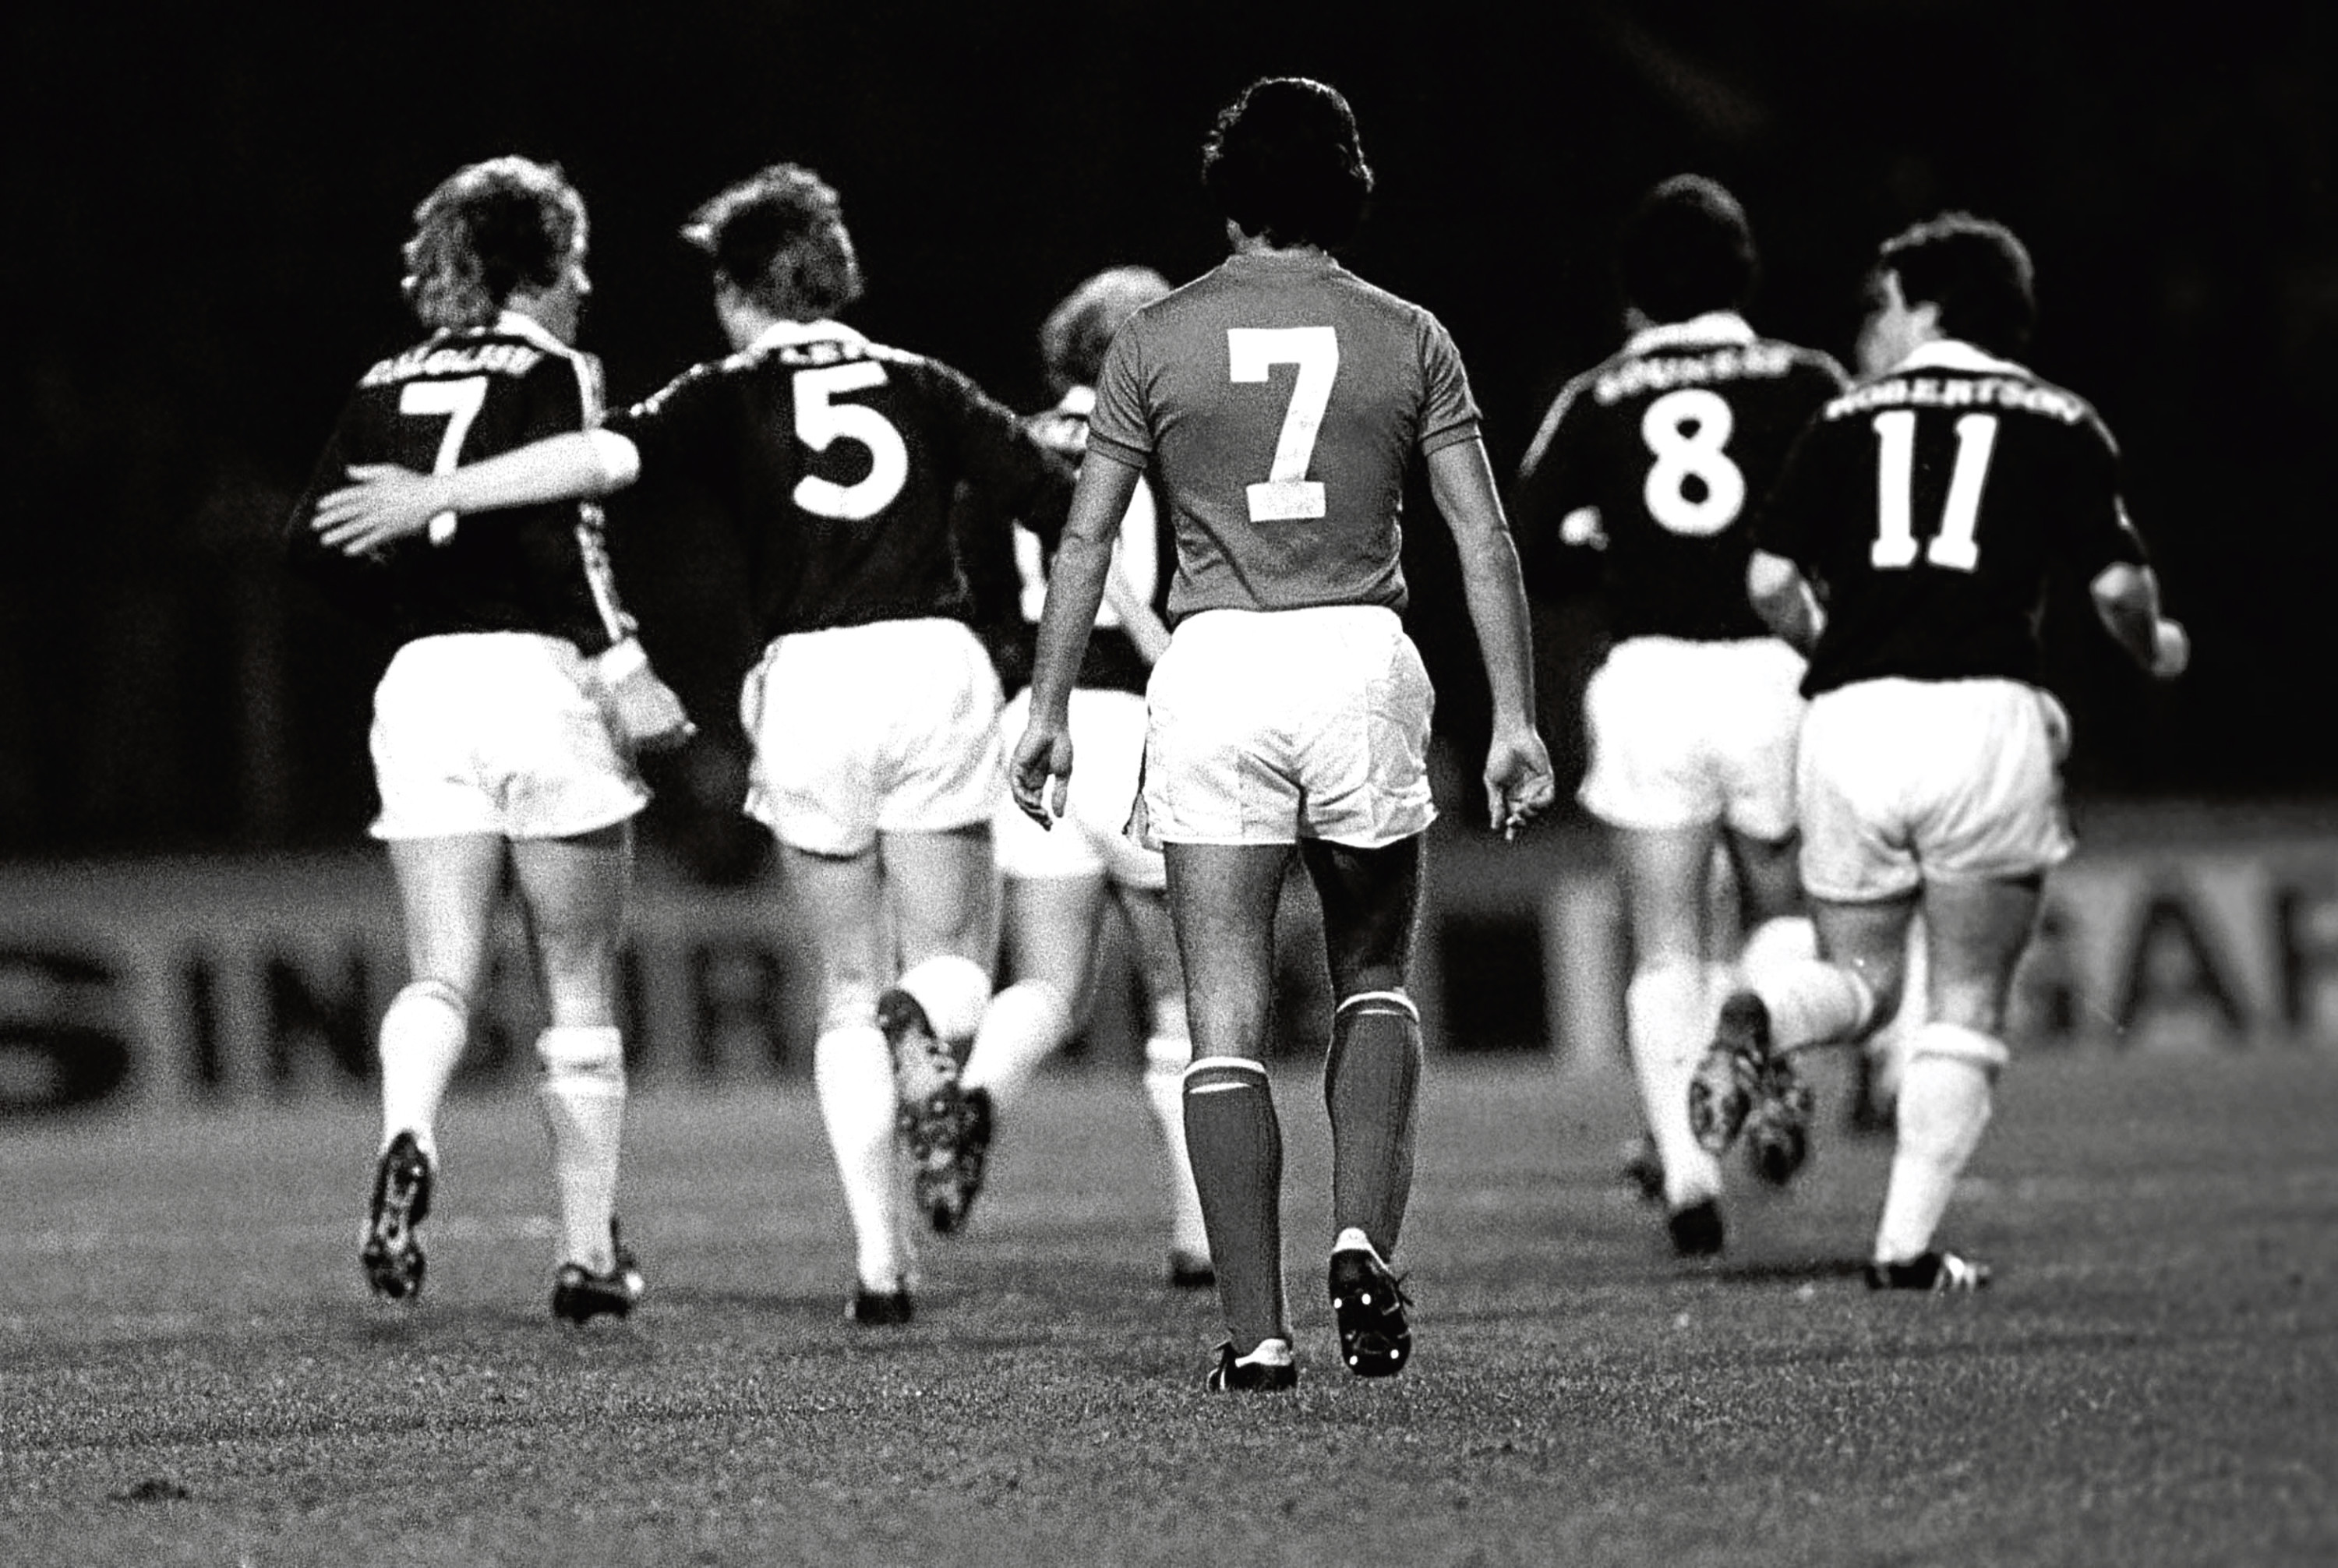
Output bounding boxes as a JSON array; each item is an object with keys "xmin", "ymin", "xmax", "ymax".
[
  {"xmin": 1009, "ymin": 78, "xmax": 1555, "ymax": 1391},
  {"xmin": 1515, "ymin": 175, "xmax": 1849, "ymax": 1258},
  {"xmin": 314, "ymin": 164, "xmax": 1075, "ymax": 1327},
  {"xmin": 1688, "ymin": 214, "xmax": 2189, "ymax": 1291},
  {"xmin": 958, "ymin": 265, "xmax": 1216, "ymax": 1287},
  {"xmin": 291, "ymin": 156, "xmax": 680, "ymax": 1324}
]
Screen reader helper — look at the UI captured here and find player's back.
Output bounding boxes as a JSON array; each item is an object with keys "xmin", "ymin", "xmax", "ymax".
[
  {"xmin": 292, "ymin": 316, "xmax": 619, "ymax": 650},
  {"xmin": 1757, "ymin": 341, "xmax": 2142, "ymax": 695},
  {"xmin": 1517, "ymin": 316, "xmax": 1845, "ymax": 641},
  {"xmin": 1093, "ymin": 251, "xmax": 1480, "ymax": 620},
  {"xmin": 1012, "ymin": 389, "xmax": 1168, "ymax": 694},
  {"xmin": 616, "ymin": 323, "xmax": 1068, "ymax": 639}
]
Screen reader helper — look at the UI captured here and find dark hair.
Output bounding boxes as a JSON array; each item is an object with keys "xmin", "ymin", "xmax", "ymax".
[
  {"xmin": 681, "ymin": 163, "xmax": 865, "ymax": 320},
  {"xmin": 401, "ymin": 157, "xmax": 586, "ymax": 330},
  {"xmin": 1040, "ymin": 266, "xmax": 1173, "ymax": 391},
  {"xmin": 1201, "ymin": 76, "xmax": 1374, "ymax": 249},
  {"xmin": 1874, "ymin": 212, "xmax": 2036, "ymax": 357},
  {"xmin": 1616, "ymin": 174, "xmax": 1757, "ymax": 322}
]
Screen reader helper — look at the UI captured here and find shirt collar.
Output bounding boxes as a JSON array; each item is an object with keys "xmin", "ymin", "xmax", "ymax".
[
  {"xmin": 1892, "ymin": 338, "xmax": 2031, "ymax": 377},
  {"xmin": 493, "ymin": 309, "xmax": 575, "ymax": 355},
  {"xmin": 1622, "ymin": 311, "xmax": 1756, "ymax": 356},
  {"xmin": 747, "ymin": 317, "xmax": 870, "ymax": 352},
  {"xmin": 1057, "ymin": 385, "xmax": 1097, "ymax": 416}
]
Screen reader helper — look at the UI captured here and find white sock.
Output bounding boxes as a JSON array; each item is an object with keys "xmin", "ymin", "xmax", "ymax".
[
  {"xmin": 379, "ymin": 980, "xmax": 468, "ymax": 1163},
  {"xmin": 1736, "ymin": 915, "xmax": 1817, "ymax": 989},
  {"xmin": 962, "ymin": 980, "xmax": 1073, "ymax": 1107},
  {"xmin": 816, "ymin": 1021, "xmax": 910, "ymax": 1291},
  {"xmin": 1872, "ymin": 1025, "xmax": 2004, "ymax": 1264},
  {"xmin": 1624, "ymin": 962, "xmax": 1722, "ymax": 1209},
  {"xmin": 535, "ymin": 1025, "xmax": 625, "ymax": 1273},
  {"xmin": 1143, "ymin": 1033, "xmax": 1210, "ymax": 1258},
  {"xmin": 892, "ymin": 953, "xmax": 993, "ymax": 1046},
  {"xmin": 1757, "ymin": 959, "xmax": 1877, "ymax": 1053}
]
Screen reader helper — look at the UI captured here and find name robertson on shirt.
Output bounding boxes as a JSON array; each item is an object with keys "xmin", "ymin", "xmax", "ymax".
[
  {"xmin": 1826, "ymin": 374, "xmax": 2085, "ymax": 423},
  {"xmin": 359, "ymin": 341, "xmax": 545, "ymax": 387},
  {"xmin": 1595, "ymin": 343, "xmax": 1798, "ymax": 404}
]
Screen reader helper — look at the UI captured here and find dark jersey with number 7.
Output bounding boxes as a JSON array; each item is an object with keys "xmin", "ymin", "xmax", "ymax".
[
  {"xmin": 287, "ymin": 312, "xmax": 633, "ymax": 652},
  {"xmin": 1513, "ymin": 314, "xmax": 1846, "ymax": 641},
  {"xmin": 1753, "ymin": 339, "xmax": 2148, "ymax": 697},
  {"xmin": 1086, "ymin": 249, "xmax": 1482, "ymax": 620},
  {"xmin": 606, "ymin": 320, "xmax": 1072, "ymax": 641}
]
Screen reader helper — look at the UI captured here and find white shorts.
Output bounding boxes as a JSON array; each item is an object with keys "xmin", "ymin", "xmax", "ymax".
[
  {"xmin": 1797, "ymin": 677, "xmax": 2075, "ymax": 902},
  {"xmin": 369, "ymin": 634, "xmax": 648, "ymax": 842},
  {"xmin": 741, "ymin": 617, "xmax": 1003, "ymax": 856},
  {"xmin": 994, "ymin": 686, "xmax": 1164, "ymax": 890},
  {"xmin": 1141, "ymin": 606, "xmax": 1435, "ymax": 849},
  {"xmin": 1578, "ymin": 636, "xmax": 1806, "ymax": 839}
]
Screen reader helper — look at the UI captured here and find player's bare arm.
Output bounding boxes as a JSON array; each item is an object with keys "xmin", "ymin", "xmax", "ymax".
[
  {"xmin": 313, "ymin": 431, "xmax": 639, "ymax": 555},
  {"xmin": 1424, "ymin": 436, "xmax": 1557, "ymax": 835},
  {"xmin": 2089, "ymin": 560, "xmax": 2189, "ymax": 679},
  {"xmin": 1746, "ymin": 547, "xmax": 1824, "ymax": 655},
  {"xmin": 1010, "ymin": 453, "xmax": 1144, "ymax": 827}
]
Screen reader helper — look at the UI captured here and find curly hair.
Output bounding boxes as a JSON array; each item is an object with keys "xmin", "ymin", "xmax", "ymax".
[
  {"xmin": 1040, "ymin": 266, "xmax": 1173, "ymax": 393},
  {"xmin": 681, "ymin": 163, "xmax": 866, "ymax": 320},
  {"xmin": 1875, "ymin": 212, "xmax": 2037, "ymax": 358},
  {"xmin": 401, "ymin": 157, "xmax": 586, "ymax": 331},
  {"xmin": 1617, "ymin": 175, "xmax": 1758, "ymax": 323},
  {"xmin": 1201, "ymin": 77, "xmax": 1375, "ymax": 250}
]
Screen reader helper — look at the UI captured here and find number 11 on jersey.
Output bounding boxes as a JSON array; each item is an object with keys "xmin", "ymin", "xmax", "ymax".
[{"xmin": 1229, "ymin": 327, "xmax": 1337, "ymax": 523}]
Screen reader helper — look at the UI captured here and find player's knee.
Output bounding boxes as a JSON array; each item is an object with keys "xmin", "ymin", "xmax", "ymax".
[
  {"xmin": 892, "ymin": 953, "xmax": 992, "ymax": 1044},
  {"xmin": 821, "ymin": 983, "xmax": 880, "ymax": 1037},
  {"xmin": 535, "ymin": 1023, "xmax": 625, "ymax": 1089},
  {"xmin": 1907, "ymin": 1019, "xmax": 2009, "ymax": 1076},
  {"xmin": 389, "ymin": 977, "xmax": 469, "ymax": 1025}
]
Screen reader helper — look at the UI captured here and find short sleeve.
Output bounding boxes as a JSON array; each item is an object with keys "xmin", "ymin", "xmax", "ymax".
[
  {"xmin": 1414, "ymin": 312, "xmax": 1481, "ymax": 456},
  {"xmin": 2058, "ymin": 414, "xmax": 2149, "ymax": 577},
  {"xmin": 607, "ymin": 362, "xmax": 726, "ymax": 479},
  {"xmin": 1086, "ymin": 316, "xmax": 1153, "ymax": 469}
]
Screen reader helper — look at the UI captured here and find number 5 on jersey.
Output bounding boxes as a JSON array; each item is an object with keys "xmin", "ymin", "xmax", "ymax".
[{"xmin": 1229, "ymin": 327, "xmax": 1337, "ymax": 523}]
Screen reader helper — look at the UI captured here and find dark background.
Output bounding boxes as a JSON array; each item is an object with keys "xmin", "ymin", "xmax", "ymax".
[{"xmin": 10, "ymin": 1, "xmax": 2334, "ymax": 865}]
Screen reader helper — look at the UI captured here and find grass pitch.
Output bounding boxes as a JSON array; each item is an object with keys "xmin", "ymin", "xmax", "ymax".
[{"xmin": 3, "ymin": 1048, "xmax": 2333, "ymax": 1566}]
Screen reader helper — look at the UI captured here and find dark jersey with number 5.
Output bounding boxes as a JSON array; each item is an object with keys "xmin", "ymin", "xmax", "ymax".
[
  {"xmin": 1513, "ymin": 313, "xmax": 1847, "ymax": 641},
  {"xmin": 1753, "ymin": 340, "xmax": 2148, "ymax": 697},
  {"xmin": 288, "ymin": 313, "xmax": 631, "ymax": 652},
  {"xmin": 606, "ymin": 320, "xmax": 1072, "ymax": 640}
]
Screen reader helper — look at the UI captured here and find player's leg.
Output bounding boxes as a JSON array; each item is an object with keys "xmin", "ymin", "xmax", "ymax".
[
  {"xmin": 782, "ymin": 842, "xmax": 918, "ymax": 1319},
  {"xmin": 509, "ymin": 822, "xmax": 641, "ymax": 1318},
  {"xmin": 965, "ymin": 871, "xmax": 1104, "ymax": 1107},
  {"xmin": 363, "ymin": 833, "xmax": 502, "ymax": 1301},
  {"xmin": 1118, "ymin": 881, "xmax": 1212, "ymax": 1286},
  {"xmin": 881, "ymin": 824, "xmax": 1000, "ymax": 1233},
  {"xmin": 1866, "ymin": 873, "xmax": 2036, "ymax": 1289},
  {"xmin": 1614, "ymin": 821, "xmax": 1730, "ymax": 1250},
  {"xmin": 1167, "ymin": 840, "xmax": 1294, "ymax": 1372}
]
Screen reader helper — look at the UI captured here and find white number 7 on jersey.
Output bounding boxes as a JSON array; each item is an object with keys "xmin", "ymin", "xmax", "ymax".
[
  {"xmin": 1228, "ymin": 327, "xmax": 1338, "ymax": 523},
  {"xmin": 398, "ymin": 376, "xmax": 489, "ymax": 546}
]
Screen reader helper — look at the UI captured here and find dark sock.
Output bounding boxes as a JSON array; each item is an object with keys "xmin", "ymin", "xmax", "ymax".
[
  {"xmin": 1183, "ymin": 1058, "xmax": 1287, "ymax": 1348},
  {"xmin": 1324, "ymin": 994, "xmax": 1422, "ymax": 1258}
]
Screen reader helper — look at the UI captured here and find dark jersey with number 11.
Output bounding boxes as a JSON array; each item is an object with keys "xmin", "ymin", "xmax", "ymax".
[
  {"xmin": 1753, "ymin": 339, "xmax": 2148, "ymax": 697},
  {"xmin": 1514, "ymin": 313, "xmax": 1847, "ymax": 641}
]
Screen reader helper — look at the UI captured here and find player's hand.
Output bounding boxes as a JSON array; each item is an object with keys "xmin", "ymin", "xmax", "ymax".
[
  {"xmin": 2149, "ymin": 618, "xmax": 2190, "ymax": 680},
  {"xmin": 1484, "ymin": 726, "xmax": 1556, "ymax": 842},
  {"xmin": 1009, "ymin": 713, "xmax": 1075, "ymax": 828},
  {"xmin": 312, "ymin": 464, "xmax": 449, "ymax": 554}
]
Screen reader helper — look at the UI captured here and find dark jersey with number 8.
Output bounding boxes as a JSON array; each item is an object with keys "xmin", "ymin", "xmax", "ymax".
[
  {"xmin": 1514, "ymin": 316, "xmax": 1846, "ymax": 641},
  {"xmin": 1752, "ymin": 341, "xmax": 2147, "ymax": 697}
]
